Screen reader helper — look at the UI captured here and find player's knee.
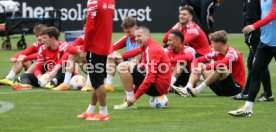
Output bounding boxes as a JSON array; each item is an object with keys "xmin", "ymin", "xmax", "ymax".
[{"xmin": 117, "ymin": 61, "xmax": 129, "ymax": 73}]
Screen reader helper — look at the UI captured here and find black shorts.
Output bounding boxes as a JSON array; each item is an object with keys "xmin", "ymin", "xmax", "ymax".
[
  {"xmin": 209, "ymin": 74, "xmax": 242, "ymax": 96},
  {"xmin": 86, "ymin": 52, "xmax": 107, "ymax": 89},
  {"xmin": 20, "ymin": 68, "xmax": 65, "ymax": 87},
  {"xmin": 174, "ymin": 67, "xmax": 190, "ymax": 87},
  {"xmin": 131, "ymin": 65, "xmax": 161, "ymax": 97}
]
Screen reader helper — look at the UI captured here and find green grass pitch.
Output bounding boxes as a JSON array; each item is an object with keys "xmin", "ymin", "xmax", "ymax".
[{"xmin": 0, "ymin": 33, "xmax": 276, "ymax": 132}]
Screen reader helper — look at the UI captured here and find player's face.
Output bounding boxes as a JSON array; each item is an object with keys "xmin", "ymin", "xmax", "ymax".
[
  {"xmin": 135, "ymin": 29, "xmax": 149, "ymax": 47},
  {"xmin": 167, "ymin": 34, "xmax": 181, "ymax": 51},
  {"xmin": 42, "ymin": 34, "xmax": 54, "ymax": 48},
  {"xmin": 211, "ymin": 41, "xmax": 221, "ymax": 51},
  {"xmin": 179, "ymin": 10, "xmax": 192, "ymax": 25},
  {"xmin": 123, "ymin": 26, "xmax": 137, "ymax": 39}
]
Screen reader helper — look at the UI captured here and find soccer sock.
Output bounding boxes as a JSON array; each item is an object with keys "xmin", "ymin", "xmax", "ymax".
[
  {"xmin": 63, "ymin": 72, "xmax": 72, "ymax": 85},
  {"xmin": 86, "ymin": 104, "xmax": 96, "ymax": 114},
  {"xmin": 99, "ymin": 106, "xmax": 108, "ymax": 115},
  {"xmin": 244, "ymin": 101, "xmax": 253, "ymax": 111},
  {"xmin": 105, "ymin": 74, "xmax": 113, "ymax": 86},
  {"xmin": 126, "ymin": 91, "xmax": 134, "ymax": 101},
  {"xmin": 171, "ymin": 76, "xmax": 177, "ymax": 85},
  {"xmin": 195, "ymin": 82, "xmax": 207, "ymax": 94},
  {"xmin": 185, "ymin": 83, "xmax": 193, "ymax": 89},
  {"xmin": 6, "ymin": 71, "xmax": 16, "ymax": 80}
]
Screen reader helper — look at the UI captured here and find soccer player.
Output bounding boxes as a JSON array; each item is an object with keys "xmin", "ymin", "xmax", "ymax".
[
  {"xmin": 113, "ymin": 26, "xmax": 172, "ymax": 109},
  {"xmin": 229, "ymin": 0, "xmax": 276, "ymax": 117},
  {"xmin": 105, "ymin": 16, "xmax": 140, "ymax": 92},
  {"xmin": 180, "ymin": 0, "xmax": 224, "ymax": 35},
  {"xmin": 77, "ymin": 0, "xmax": 115, "ymax": 121},
  {"xmin": 11, "ymin": 27, "xmax": 69, "ymax": 90},
  {"xmin": 51, "ymin": 24, "xmax": 93, "ymax": 91},
  {"xmin": 163, "ymin": 6, "xmax": 210, "ymax": 57},
  {"xmin": 163, "ymin": 30, "xmax": 195, "ymax": 92},
  {"xmin": 231, "ymin": 0, "xmax": 273, "ymax": 102},
  {"xmin": 0, "ymin": 24, "xmax": 46, "ymax": 86},
  {"xmin": 172, "ymin": 30, "xmax": 245, "ymax": 97}
]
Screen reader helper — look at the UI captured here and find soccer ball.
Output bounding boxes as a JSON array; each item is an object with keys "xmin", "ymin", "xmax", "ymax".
[
  {"xmin": 39, "ymin": 73, "xmax": 50, "ymax": 87},
  {"xmin": 70, "ymin": 75, "xmax": 86, "ymax": 90},
  {"xmin": 149, "ymin": 95, "xmax": 168, "ymax": 109}
]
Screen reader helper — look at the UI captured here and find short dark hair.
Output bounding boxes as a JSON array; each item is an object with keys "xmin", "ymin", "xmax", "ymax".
[
  {"xmin": 33, "ymin": 24, "xmax": 46, "ymax": 35},
  {"xmin": 170, "ymin": 30, "xmax": 185, "ymax": 43},
  {"xmin": 41, "ymin": 27, "xmax": 60, "ymax": 40},
  {"xmin": 209, "ymin": 30, "xmax": 228, "ymax": 44},
  {"xmin": 121, "ymin": 16, "xmax": 137, "ymax": 29},
  {"xmin": 180, "ymin": 6, "xmax": 194, "ymax": 16}
]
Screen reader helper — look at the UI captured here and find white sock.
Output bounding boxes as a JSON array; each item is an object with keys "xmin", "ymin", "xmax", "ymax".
[
  {"xmin": 86, "ymin": 104, "xmax": 96, "ymax": 114},
  {"xmin": 99, "ymin": 106, "xmax": 108, "ymax": 115},
  {"xmin": 6, "ymin": 71, "xmax": 16, "ymax": 80},
  {"xmin": 195, "ymin": 82, "xmax": 207, "ymax": 94},
  {"xmin": 105, "ymin": 74, "xmax": 113, "ymax": 86},
  {"xmin": 126, "ymin": 91, "xmax": 134, "ymax": 101},
  {"xmin": 185, "ymin": 83, "xmax": 193, "ymax": 89},
  {"xmin": 244, "ymin": 101, "xmax": 254, "ymax": 111},
  {"xmin": 63, "ymin": 72, "xmax": 72, "ymax": 85},
  {"xmin": 171, "ymin": 76, "xmax": 177, "ymax": 85}
]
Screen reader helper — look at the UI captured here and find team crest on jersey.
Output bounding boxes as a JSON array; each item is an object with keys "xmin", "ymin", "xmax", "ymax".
[{"xmin": 103, "ymin": 3, "xmax": 107, "ymax": 9}]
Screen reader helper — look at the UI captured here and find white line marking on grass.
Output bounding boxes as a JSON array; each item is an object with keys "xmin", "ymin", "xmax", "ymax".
[
  {"xmin": 0, "ymin": 101, "xmax": 14, "ymax": 114},
  {"xmin": 0, "ymin": 90, "xmax": 44, "ymax": 95}
]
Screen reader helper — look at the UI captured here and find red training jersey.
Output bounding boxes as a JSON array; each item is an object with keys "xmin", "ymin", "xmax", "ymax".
[
  {"xmin": 192, "ymin": 47, "xmax": 246, "ymax": 89},
  {"xmin": 83, "ymin": 0, "xmax": 115, "ymax": 56},
  {"xmin": 13, "ymin": 41, "xmax": 43, "ymax": 59},
  {"xmin": 34, "ymin": 41, "xmax": 69, "ymax": 78},
  {"xmin": 134, "ymin": 39, "xmax": 172, "ymax": 100},
  {"xmin": 164, "ymin": 45, "xmax": 196, "ymax": 70},
  {"xmin": 163, "ymin": 21, "xmax": 210, "ymax": 55}
]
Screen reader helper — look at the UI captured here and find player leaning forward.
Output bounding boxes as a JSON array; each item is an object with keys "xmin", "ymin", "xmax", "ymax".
[
  {"xmin": 77, "ymin": 0, "xmax": 115, "ymax": 121},
  {"xmin": 114, "ymin": 26, "xmax": 172, "ymax": 109}
]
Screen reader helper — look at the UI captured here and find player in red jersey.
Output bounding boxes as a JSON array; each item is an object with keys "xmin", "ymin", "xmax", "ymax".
[
  {"xmin": 173, "ymin": 30, "xmax": 245, "ymax": 97},
  {"xmin": 113, "ymin": 26, "xmax": 172, "ymax": 109},
  {"xmin": 164, "ymin": 30, "xmax": 196, "ymax": 94},
  {"xmin": 0, "ymin": 24, "xmax": 46, "ymax": 86},
  {"xmin": 11, "ymin": 27, "xmax": 69, "ymax": 90},
  {"xmin": 163, "ymin": 6, "xmax": 210, "ymax": 57},
  {"xmin": 77, "ymin": 0, "xmax": 115, "ymax": 121},
  {"xmin": 105, "ymin": 16, "xmax": 140, "ymax": 92}
]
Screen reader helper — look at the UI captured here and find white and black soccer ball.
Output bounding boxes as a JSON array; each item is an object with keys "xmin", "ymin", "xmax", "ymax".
[
  {"xmin": 149, "ymin": 95, "xmax": 168, "ymax": 109},
  {"xmin": 38, "ymin": 73, "xmax": 50, "ymax": 87},
  {"xmin": 70, "ymin": 75, "xmax": 86, "ymax": 90}
]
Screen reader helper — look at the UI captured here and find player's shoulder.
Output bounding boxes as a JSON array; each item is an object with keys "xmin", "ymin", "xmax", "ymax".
[
  {"xmin": 186, "ymin": 22, "xmax": 200, "ymax": 35},
  {"xmin": 59, "ymin": 41, "xmax": 69, "ymax": 51}
]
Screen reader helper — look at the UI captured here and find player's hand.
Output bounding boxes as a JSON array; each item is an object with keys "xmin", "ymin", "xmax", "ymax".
[
  {"xmin": 80, "ymin": 51, "xmax": 87, "ymax": 59},
  {"xmin": 242, "ymin": 25, "xmax": 255, "ymax": 34},
  {"xmin": 127, "ymin": 97, "xmax": 136, "ymax": 106},
  {"xmin": 17, "ymin": 55, "xmax": 26, "ymax": 62},
  {"xmin": 172, "ymin": 22, "xmax": 182, "ymax": 30},
  {"xmin": 192, "ymin": 67, "xmax": 202, "ymax": 74},
  {"xmin": 9, "ymin": 57, "xmax": 17, "ymax": 63}
]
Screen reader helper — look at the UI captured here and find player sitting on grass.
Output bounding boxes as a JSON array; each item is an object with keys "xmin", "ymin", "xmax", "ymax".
[
  {"xmin": 0, "ymin": 24, "xmax": 46, "ymax": 86},
  {"xmin": 162, "ymin": 6, "xmax": 210, "ymax": 57},
  {"xmin": 164, "ymin": 30, "xmax": 196, "ymax": 93},
  {"xmin": 51, "ymin": 24, "xmax": 93, "ymax": 91},
  {"xmin": 11, "ymin": 27, "xmax": 69, "ymax": 90},
  {"xmin": 113, "ymin": 26, "xmax": 172, "ymax": 109},
  {"xmin": 172, "ymin": 30, "xmax": 246, "ymax": 97},
  {"xmin": 105, "ymin": 16, "xmax": 141, "ymax": 92}
]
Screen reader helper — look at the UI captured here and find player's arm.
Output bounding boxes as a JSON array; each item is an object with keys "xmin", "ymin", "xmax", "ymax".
[
  {"xmin": 200, "ymin": 0, "xmax": 213, "ymax": 34},
  {"xmin": 34, "ymin": 48, "xmax": 45, "ymax": 79},
  {"xmin": 121, "ymin": 47, "xmax": 142, "ymax": 59},
  {"xmin": 183, "ymin": 29, "xmax": 200, "ymax": 44},
  {"xmin": 21, "ymin": 53, "xmax": 38, "ymax": 62},
  {"xmin": 253, "ymin": 0, "xmax": 276, "ymax": 29},
  {"xmin": 134, "ymin": 50, "xmax": 161, "ymax": 100},
  {"xmin": 162, "ymin": 29, "xmax": 173, "ymax": 43},
  {"xmin": 83, "ymin": 0, "xmax": 98, "ymax": 52},
  {"xmin": 112, "ymin": 35, "xmax": 128, "ymax": 52},
  {"xmin": 204, "ymin": 50, "xmax": 238, "ymax": 70},
  {"xmin": 170, "ymin": 47, "xmax": 196, "ymax": 63}
]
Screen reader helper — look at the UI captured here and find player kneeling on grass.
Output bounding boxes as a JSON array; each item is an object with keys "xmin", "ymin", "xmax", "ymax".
[
  {"xmin": 172, "ymin": 30, "xmax": 246, "ymax": 97},
  {"xmin": 0, "ymin": 24, "xmax": 46, "ymax": 86},
  {"xmin": 113, "ymin": 26, "xmax": 172, "ymax": 109},
  {"xmin": 163, "ymin": 30, "xmax": 196, "ymax": 94},
  {"xmin": 105, "ymin": 16, "xmax": 141, "ymax": 92},
  {"xmin": 11, "ymin": 27, "xmax": 69, "ymax": 90}
]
